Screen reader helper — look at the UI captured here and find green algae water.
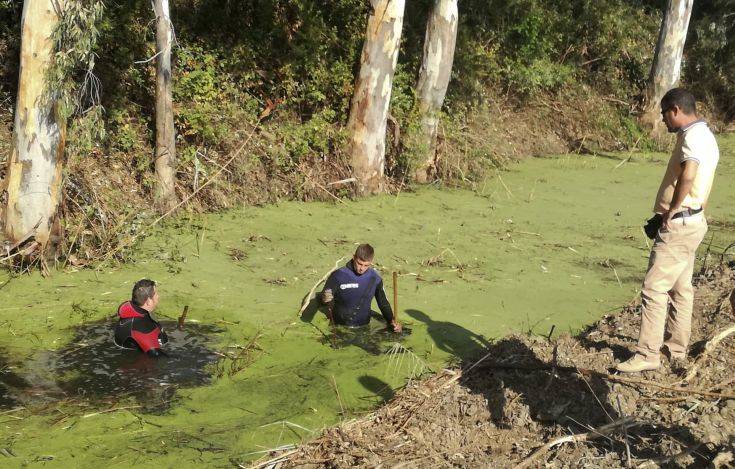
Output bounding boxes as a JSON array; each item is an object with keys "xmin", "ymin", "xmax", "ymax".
[{"xmin": 1, "ymin": 135, "xmax": 734, "ymax": 466}]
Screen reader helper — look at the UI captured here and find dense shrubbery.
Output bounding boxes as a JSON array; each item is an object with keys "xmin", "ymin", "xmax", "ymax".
[{"xmin": 0, "ymin": 0, "xmax": 733, "ymax": 183}]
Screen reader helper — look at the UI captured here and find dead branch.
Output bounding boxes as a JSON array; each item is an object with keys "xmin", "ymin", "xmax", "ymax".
[
  {"xmin": 514, "ymin": 417, "xmax": 637, "ymax": 469},
  {"xmin": 298, "ymin": 257, "xmax": 345, "ymax": 317},
  {"xmin": 682, "ymin": 322, "xmax": 735, "ymax": 383},
  {"xmin": 482, "ymin": 363, "xmax": 735, "ymax": 400}
]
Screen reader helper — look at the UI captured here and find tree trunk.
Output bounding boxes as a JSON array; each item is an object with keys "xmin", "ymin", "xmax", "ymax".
[
  {"xmin": 153, "ymin": 0, "xmax": 178, "ymax": 212},
  {"xmin": 640, "ymin": 0, "xmax": 693, "ymax": 136},
  {"xmin": 347, "ymin": 0, "xmax": 406, "ymax": 195},
  {"xmin": 3, "ymin": 0, "xmax": 66, "ymax": 250},
  {"xmin": 413, "ymin": 0, "xmax": 458, "ymax": 183}
]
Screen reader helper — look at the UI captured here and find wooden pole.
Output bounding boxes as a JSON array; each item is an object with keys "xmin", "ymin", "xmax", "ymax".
[
  {"xmin": 178, "ymin": 305, "xmax": 188, "ymax": 330},
  {"xmin": 392, "ymin": 271, "xmax": 398, "ymax": 321}
]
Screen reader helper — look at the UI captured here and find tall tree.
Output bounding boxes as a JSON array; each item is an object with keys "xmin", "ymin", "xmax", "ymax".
[
  {"xmin": 640, "ymin": 0, "xmax": 694, "ymax": 135},
  {"xmin": 3, "ymin": 0, "xmax": 66, "ymax": 251},
  {"xmin": 347, "ymin": 0, "xmax": 406, "ymax": 195},
  {"xmin": 413, "ymin": 0, "xmax": 458, "ymax": 183},
  {"xmin": 153, "ymin": 0, "xmax": 178, "ymax": 212}
]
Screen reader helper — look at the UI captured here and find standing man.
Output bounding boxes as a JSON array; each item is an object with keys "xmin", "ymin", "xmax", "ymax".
[
  {"xmin": 617, "ymin": 88, "xmax": 719, "ymax": 373},
  {"xmin": 321, "ymin": 244, "xmax": 402, "ymax": 333}
]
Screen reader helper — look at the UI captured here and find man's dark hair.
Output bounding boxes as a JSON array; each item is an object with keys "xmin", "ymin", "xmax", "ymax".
[
  {"xmin": 354, "ymin": 243, "xmax": 374, "ymax": 261},
  {"xmin": 132, "ymin": 279, "xmax": 156, "ymax": 306},
  {"xmin": 661, "ymin": 88, "xmax": 697, "ymax": 115}
]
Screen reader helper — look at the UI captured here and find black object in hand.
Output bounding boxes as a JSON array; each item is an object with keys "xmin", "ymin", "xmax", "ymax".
[{"xmin": 644, "ymin": 214, "xmax": 663, "ymax": 239}]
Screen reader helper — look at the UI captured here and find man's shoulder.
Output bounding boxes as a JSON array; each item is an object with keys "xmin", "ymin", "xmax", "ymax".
[
  {"xmin": 683, "ymin": 122, "xmax": 716, "ymax": 144},
  {"xmin": 682, "ymin": 123, "xmax": 719, "ymax": 158},
  {"xmin": 367, "ymin": 268, "xmax": 382, "ymax": 281}
]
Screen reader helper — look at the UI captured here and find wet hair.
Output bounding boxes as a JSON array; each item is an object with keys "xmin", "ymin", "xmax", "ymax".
[
  {"xmin": 661, "ymin": 88, "xmax": 697, "ymax": 115},
  {"xmin": 354, "ymin": 243, "xmax": 375, "ymax": 261},
  {"xmin": 132, "ymin": 279, "xmax": 157, "ymax": 306}
]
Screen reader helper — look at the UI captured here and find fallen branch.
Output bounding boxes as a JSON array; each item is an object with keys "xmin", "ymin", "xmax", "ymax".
[
  {"xmin": 682, "ymin": 322, "xmax": 735, "ymax": 383},
  {"xmin": 298, "ymin": 257, "xmax": 345, "ymax": 317},
  {"xmin": 82, "ymin": 405, "xmax": 141, "ymax": 418},
  {"xmin": 481, "ymin": 363, "xmax": 735, "ymax": 400},
  {"xmin": 514, "ymin": 417, "xmax": 637, "ymax": 469}
]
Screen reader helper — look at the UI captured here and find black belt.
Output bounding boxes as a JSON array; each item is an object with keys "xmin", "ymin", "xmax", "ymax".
[{"xmin": 672, "ymin": 207, "xmax": 703, "ymax": 220}]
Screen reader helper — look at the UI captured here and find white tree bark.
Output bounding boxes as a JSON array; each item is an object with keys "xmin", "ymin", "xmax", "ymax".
[
  {"xmin": 3, "ymin": 0, "xmax": 66, "ymax": 248},
  {"xmin": 347, "ymin": 0, "xmax": 406, "ymax": 195},
  {"xmin": 640, "ymin": 0, "xmax": 693, "ymax": 135},
  {"xmin": 414, "ymin": 0, "xmax": 458, "ymax": 183},
  {"xmin": 153, "ymin": 0, "xmax": 178, "ymax": 212}
]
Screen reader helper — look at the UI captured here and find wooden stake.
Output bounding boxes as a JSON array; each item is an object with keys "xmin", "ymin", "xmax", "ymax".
[
  {"xmin": 392, "ymin": 271, "xmax": 398, "ymax": 322},
  {"xmin": 178, "ymin": 305, "xmax": 189, "ymax": 330}
]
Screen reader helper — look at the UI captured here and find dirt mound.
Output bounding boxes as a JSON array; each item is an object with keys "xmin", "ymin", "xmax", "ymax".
[{"xmin": 256, "ymin": 267, "xmax": 735, "ymax": 468}]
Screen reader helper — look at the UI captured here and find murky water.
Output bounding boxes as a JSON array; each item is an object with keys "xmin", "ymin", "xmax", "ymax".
[
  {"xmin": 322, "ymin": 322, "xmax": 412, "ymax": 355},
  {"xmin": 6, "ymin": 321, "xmax": 222, "ymax": 412}
]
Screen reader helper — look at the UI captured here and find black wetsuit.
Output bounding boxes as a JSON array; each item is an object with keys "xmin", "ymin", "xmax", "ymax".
[
  {"xmin": 322, "ymin": 261, "xmax": 393, "ymax": 327},
  {"xmin": 114, "ymin": 301, "xmax": 168, "ymax": 357}
]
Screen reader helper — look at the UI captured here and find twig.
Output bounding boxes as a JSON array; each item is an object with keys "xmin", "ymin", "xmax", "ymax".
[
  {"xmin": 483, "ymin": 363, "xmax": 735, "ymax": 399},
  {"xmin": 636, "ymin": 444, "xmax": 703, "ymax": 468},
  {"xmin": 97, "ymin": 118, "xmax": 263, "ymax": 265},
  {"xmin": 330, "ymin": 375, "xmax": 345, "ymax": 416},
  {"xmin": 311, "ymin": 179, "xmax": 345, "ymax": 204},
  {"xmin": 247, "ymin": 448, "xmax": 299, "ymax": 469},
  {"xmin": 82, "ymin": 405, "xmax": 141, "ymax": 418},
  {"xmin": 616, "ymin": 395, "xmax": 632, "ymax": 468},
  {"xmin": 681, "ymin": 322, "xmax": 735, "ymax": 383},
  {"xmin": 514, "ymin": 417, "xmax": 636, "ymax": 469},
  {"xmin": 496, "ymin": 172, "xmax": 513, "ymax": 198},
  {"xmin": 327, "ymin": 177, "xmax": 356, "ymax": 186},
  {"xmin": 298, "ymin": 257, "xmax": 345, "ymax": 317}
]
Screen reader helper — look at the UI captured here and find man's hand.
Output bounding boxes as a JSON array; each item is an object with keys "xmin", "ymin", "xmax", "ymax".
[
  {"xmin": 662, "ymin": 209, "xmax": 675, "ymax": 231},
  {"xmin": 390, "ymin": 320, "xmax": 402, "ymax": 333},
  {"xmin": 321, "ymin": 289, "xmax": 333, "ymax": 304}
]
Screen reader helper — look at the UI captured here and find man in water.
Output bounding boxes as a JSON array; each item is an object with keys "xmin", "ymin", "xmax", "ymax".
[
  {"xmin": 321, "ymin": 244, "xmax": 402, "ymax": 333},
  {"xmin": 617, "ymin": 88, "xmax": 719, "ymax": 373},
  {"xmin": 114, "ymin": 279, "xmax": 169, "ymax": 357}
]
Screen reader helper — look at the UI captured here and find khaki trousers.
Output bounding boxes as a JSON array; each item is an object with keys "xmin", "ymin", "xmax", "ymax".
[{"xmin": 636, "ymin": 213, "xmax": 708, "ymax": 361}]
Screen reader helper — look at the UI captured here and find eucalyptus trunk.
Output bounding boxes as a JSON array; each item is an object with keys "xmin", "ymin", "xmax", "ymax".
[
  {"xmin": 153, "ymin": 0, "xmax": 178, "ymax": 212},
  {"xmin": 413, "ymin": 0, "xmax": 458, "ymax": 183},
  {"xmin": 3, "ymin": 0, "xmax": 66, "ymax": 250},
  {"xmin": 347, "ymin": 0, "xmax": 406, "ymax": 195},
  {"xmin": 640, "ymin": 0, "xmax": 693, "ymax": 135}
]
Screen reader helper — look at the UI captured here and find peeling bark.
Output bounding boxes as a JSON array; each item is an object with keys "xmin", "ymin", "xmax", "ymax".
[
  {"xmin": 347, "ymin": 0, "xmax": 406, "ymax": 195},
  {"xmin": 153, "ymin": 0, "xmax": 178, "ymax": 212},
  {"xmin": 414, "ymin": 0, "xmax": 458, "ymax": 183},
  {"xmin": 2, "ymin": 0, "xmax": 66, "ymax": 249},
  {"xmin": 640, "ymin": 0, "xmax": 693, "ymax": 136}
]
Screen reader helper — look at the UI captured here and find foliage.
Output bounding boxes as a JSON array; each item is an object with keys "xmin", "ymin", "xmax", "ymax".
[
  {"xmin": 47, "ymin": 0, "xmax": 105, "ymax": 120},
  {"xmin": 685, "ymin": 0, "xmax": 735, "ymax": 120}
]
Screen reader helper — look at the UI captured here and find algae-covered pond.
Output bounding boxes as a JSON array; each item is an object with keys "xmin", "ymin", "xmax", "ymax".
[{"xmin": 1, "ymin": 136, "xmax": 734, "ymax": 466}]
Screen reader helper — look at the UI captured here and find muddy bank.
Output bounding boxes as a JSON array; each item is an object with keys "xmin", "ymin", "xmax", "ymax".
[{"xmin": 267, "ymin": 266, "xmax": 735, "ymax": 468}]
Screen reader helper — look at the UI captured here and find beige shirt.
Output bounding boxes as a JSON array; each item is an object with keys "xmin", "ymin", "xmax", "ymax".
[{"xmin": 653, "ymin": 121, "xmax": 719, "ymax": 213}]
